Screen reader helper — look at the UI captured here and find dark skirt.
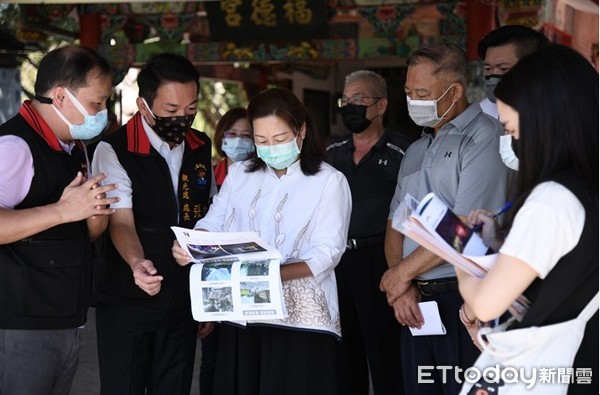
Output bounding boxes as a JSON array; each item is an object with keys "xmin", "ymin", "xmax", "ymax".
[{"xmin": 211, "ymin": 323, "xmax": 339, "ymax": 395}]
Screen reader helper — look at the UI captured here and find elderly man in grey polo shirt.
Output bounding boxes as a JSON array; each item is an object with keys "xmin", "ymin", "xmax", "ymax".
[{"xmin": 380, "ymin": 42, "xmax": 514, "ymax": 395}]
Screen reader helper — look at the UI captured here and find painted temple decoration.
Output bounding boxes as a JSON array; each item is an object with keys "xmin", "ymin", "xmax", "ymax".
[{"xmin": 14, "ymin": 0, "xmax": 597, "ymax": 73}]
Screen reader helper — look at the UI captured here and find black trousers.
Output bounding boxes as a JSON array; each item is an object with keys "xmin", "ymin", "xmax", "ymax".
[
  {"xmin": 95, "ymin": 303, "xmax": 197, "ymax": 395},
  {"xmin": 400, "ymin": 289, "xmax": 479, "ymax": 395},
  {"xmin": 335, "ymin": 246, "xmax": 404, "ymax": 395},
  {"xmin": 199, "ymin": 323, "xmax": 220, "ymax": 395},
  {"xmin": 212, "ymin": 324, "xmax": 339, "ymax": 395}
]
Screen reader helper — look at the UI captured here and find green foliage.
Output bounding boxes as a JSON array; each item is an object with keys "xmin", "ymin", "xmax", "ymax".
[
  {"xmin": 194, "ymin": 79, "xmax": 248, "ymax": 150},
  {"xmin": 0, "ymin": 4, "xmax": 19, "ymax": 32}
]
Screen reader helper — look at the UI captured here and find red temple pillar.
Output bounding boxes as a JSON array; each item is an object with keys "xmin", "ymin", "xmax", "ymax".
[
  {"xmin": 465, "ymin": 0, "xmax": 496, "ymax": 60},
  {"xmin": 79, "ymin": 12, "xmax": 101, "ymax": 50}
]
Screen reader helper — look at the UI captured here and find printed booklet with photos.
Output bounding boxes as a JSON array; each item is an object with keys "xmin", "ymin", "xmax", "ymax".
[
  {"xmin": 392, "ymin": 193, "xmax": 529, "ymax": 320},
  {"xmin": 171, "ymin": 227, "xmax": 287, "ymax": 323}
]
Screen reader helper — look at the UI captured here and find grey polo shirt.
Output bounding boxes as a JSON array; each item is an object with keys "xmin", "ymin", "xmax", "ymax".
[{"xmin": 388, "ymin": 103, "xmax": 514, "ymax": 280}]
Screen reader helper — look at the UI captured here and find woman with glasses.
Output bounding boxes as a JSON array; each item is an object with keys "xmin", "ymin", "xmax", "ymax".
[
  {"xmin": 173, "ymin": 87, "xmax": 352, "ymax": 395},
  {"xmin": 213, "ymin": 107, "xmax": 254, "ymax": 189}
]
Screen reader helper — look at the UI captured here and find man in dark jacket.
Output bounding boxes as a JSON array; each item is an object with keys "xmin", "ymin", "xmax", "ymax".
[
  {"xmin": 326, "ymin": 70, "xmax": 411, "ymax": 395},
  {"xmin": 92, "ymin": 53, "xmax": 215, "ymax": 395},
  {"xmin": 0, "ymin": 45, "xmax": 118, "ymax": 394}
]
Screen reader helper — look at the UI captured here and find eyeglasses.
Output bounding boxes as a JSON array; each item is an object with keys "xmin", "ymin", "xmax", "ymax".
[
  {"xmin": 337, "ymin": 95, "xmax": 382, "ymax": 108},
  {"xmin": 224, "ymin": 130, "xmax": 253, "ymax": 140}
]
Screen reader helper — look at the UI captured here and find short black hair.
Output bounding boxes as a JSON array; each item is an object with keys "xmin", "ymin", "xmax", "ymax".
[
  {"xmin": 477, "ymin": 25, "xmax": 549, "ymax": 60},
  {"xmin": 137, "ymin": 53, "xmax": 200, "ymax": 107},
  {"xmin": 246, "ymin": 88, "xmax": 324, "ymax": 176},
  {"xmin": 34, "ymin": 45, "xmax": 112, "ymax": 96}
]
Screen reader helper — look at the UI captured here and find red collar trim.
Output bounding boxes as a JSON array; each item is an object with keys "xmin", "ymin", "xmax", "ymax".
[
  {"xmin": 19, "ymin": 100, "xmax": 64, "ymax": 152},
  {"xmin": 126, "ymin": 112, "xmax": 205, "ymax": 153},
  {"xmin": 184, "ymin": 128, "xmax": 205, "ymax": 150},
  {"xmin": 126, "ymin": 112, "xmax": 151, "ymax": 154}
]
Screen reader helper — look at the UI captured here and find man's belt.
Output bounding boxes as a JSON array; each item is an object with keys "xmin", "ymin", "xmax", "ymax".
[
  {"xmin": 415, "ymin": 278, "xmax": 459, "ymax": 296},
  {"xmin": 346, "ymin": 235, "xmax": 385, "ymax": 250}
]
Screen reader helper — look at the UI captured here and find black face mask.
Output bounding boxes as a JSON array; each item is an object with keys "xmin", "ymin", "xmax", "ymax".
[
  {"xmin": 340, "ymin": 104, "xmax": 371, "ymax": 134},
  {"xmin": 151, "ymin": 114, "xmax": 196, "ymax": 144},
  {"xmin": 484, "ymin": 74, "xmax": 503, "ymax": 103},
  {"xmin": 511, "ymin": 136, "xmax": 520, "ymax": 159}
]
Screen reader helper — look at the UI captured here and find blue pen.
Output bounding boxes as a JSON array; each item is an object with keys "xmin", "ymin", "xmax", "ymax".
[{"xmin": 472, "ymin": 201, "xmax": 513, "ymax": 233}]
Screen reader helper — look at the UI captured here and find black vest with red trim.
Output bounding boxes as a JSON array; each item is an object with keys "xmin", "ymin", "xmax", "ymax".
[
  {"xmin": 0, "ymin": 103, "xmax": 92, "ymax": 329},
  {"xmin": 97, "ymin": 113, "xmax": 212, "ymax": 309}
]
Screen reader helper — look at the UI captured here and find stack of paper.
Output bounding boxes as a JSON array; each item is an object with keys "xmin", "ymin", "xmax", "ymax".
[{"xmin": 392, "ymin": 193, "xmax": 529, "ymax": 320}]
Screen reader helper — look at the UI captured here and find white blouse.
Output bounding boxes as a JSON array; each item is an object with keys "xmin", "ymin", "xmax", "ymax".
[
  {"xmin": 500, "ymin": 181, "xmax": 585, "ymax": 278},
  {"xmin": 195, "ymin": 160, "xmax": 352, "ymax": 337}
]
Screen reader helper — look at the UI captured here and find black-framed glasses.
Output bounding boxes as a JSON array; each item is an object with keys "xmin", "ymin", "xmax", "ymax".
[{"xmin": 337, "ymin": 95, "xmax": 382, "ymax": 108}]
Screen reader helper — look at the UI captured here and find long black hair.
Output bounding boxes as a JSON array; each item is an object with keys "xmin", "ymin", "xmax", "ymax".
[
  {"xmin": 495, "ymin": 44, "xmax": 598, "ymax": 219},
  {"xmin": 246, "ymin": 88, "xmax": 324, "ymax": 175}
]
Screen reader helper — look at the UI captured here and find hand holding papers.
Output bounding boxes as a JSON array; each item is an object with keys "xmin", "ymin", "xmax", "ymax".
[
  {"xmin": 409, "ymin": 301, "xmax": 447, "ymax": 336},
  {"xmin": 392, "ymin": 193, "xmax": 529, "ymax": 320},
  {"xmin": 171, "ymin": 227, "xmax": 287, "ymax": 323}
]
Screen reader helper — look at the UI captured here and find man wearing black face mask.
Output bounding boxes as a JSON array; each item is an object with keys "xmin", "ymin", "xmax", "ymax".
[
  {"xmin": 91, "ymin": 53, "xmax": 216, "ymax": 394},
  {"xmin": 325, "ymin": 70, "xmax": 412, "ymax": 395},
  {"xmin": 477, "ymin": 25, "xmax": 549, "ymax": 119}
]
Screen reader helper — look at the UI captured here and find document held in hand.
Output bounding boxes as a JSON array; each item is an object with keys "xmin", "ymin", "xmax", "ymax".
[
  {"xmin": 392, "ymin": 193, "xmax": 529, "ymax": 320},
  {"xmin": 171, "ymin": 227, "xmax": 287, "ymax": 323}
]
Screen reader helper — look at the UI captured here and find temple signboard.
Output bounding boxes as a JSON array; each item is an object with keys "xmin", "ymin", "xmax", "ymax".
[{"xmin": 205, "ymin": 0, "xmax": 328, "ymax": 41}]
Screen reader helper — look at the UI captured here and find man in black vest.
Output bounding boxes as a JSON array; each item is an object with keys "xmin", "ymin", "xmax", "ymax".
[
  {"xmin": 0, "ymin": 45, "xmax": 118, "ymax": 394},
  {"xmin": 92, "ymin": 53, "xmax": 215, "ymax": 394}
]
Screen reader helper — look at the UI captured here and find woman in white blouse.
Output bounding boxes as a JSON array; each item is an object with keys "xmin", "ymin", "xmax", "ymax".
[
  {"xmin": 173, "ymin": 87, "xmax": 352, "ymax": 395},
  {"xmin": 457, "ymin": 45, "xmax": 598, "ymax": 394}
]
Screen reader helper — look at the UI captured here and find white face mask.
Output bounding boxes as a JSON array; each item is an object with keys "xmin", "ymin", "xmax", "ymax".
[
  {"xmin": 499, "ymin": 134, "xmax": 519, "ymax": 170},
  {"xmin": 406, "ymin": 84, "xmax": 455, "ymax": 127}
]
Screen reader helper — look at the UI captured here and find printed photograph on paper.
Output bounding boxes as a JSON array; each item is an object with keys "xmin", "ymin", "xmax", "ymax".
[
  {"xmin": 240, "ymin": 260, "xmax": 271, "ymax": 277},
  {"xmin": 201, "ymin": 262, "xmax": 234, "ymax": 282},
  {"xmin": 240, "ymin": 281, "xmax": 271, "ymax": 304},
  {"xmin": 187, "ymin": 242, "xmax": 267, "ymax": 260},
  {"xmin": 202, "ymin": 286, "xmax": 233, "ymax": 312},
  {"xmin": 171, "ymin": 227, "xmax": 287, "ymax": 323},
  {"xmin": 434, "ymin": 210, "xmax": 472, "ymax": 253},
  {"xmin": 187, "ymin": 244, "xmax": 228, "ymax": 260}
]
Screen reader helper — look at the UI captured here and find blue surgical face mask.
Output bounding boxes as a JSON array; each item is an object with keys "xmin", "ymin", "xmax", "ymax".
[
  {"xmin": 52, "ymin": 88, "xmax": 108, "ymax": 141},
  {"xmin": 221, "ymin": 137, "xmax": 255, "ymax": 162},
  {"xmin": 256, "ymin": 137, "xmax": 301, "ymax": 170}
]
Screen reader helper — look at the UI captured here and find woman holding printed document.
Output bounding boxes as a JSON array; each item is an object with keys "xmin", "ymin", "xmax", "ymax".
[
  {"xmin": 172, "ymin": 87, "xmax": 352, "ymax": 395},
  {"xmin": 456, "ymin": 45, "xmax": 598, "ymax": 395}
]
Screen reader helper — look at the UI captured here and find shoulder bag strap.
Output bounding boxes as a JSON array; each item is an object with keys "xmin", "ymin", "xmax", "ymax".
[{"xmin": 578, "ymin": 292, "xmax": 599, "ymax": 322}]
